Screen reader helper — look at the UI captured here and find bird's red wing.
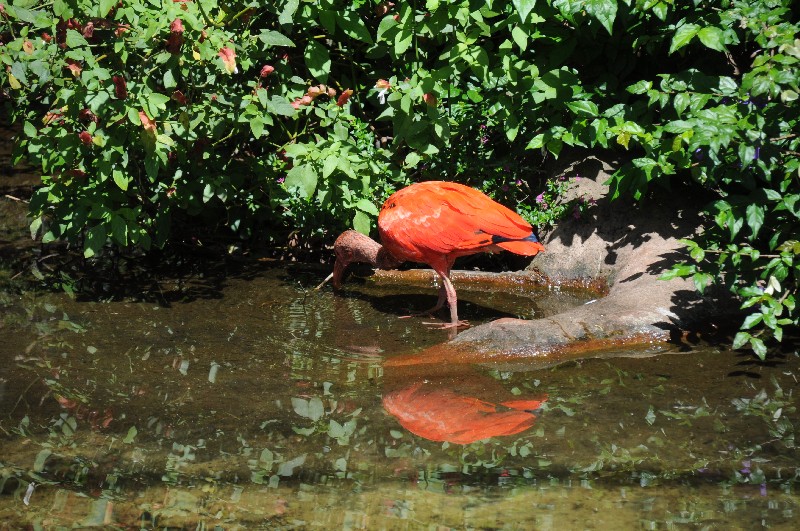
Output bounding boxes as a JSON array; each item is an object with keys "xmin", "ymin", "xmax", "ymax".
[{"xmin": 379, "ymin": 182, "xmax": 535, "ymax": 260}]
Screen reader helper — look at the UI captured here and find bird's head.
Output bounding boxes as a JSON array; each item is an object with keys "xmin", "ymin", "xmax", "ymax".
[{"xmin": 329, "ymin": 230, "xmax": 400, "ymax": 289}]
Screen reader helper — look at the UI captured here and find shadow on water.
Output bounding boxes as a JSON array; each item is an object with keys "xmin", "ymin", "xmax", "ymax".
[{"xmin": 1, "ymin": 263, "xmax": 799, "ymax": 528}]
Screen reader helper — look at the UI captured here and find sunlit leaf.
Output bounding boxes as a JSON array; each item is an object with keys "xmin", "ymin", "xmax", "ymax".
[
  {"xmin": 697, "ymin": 26, "xmax": 726, "ymax": 52},
  {"xmin": 258, "ymin": 30, "xmax": 295, "ymax": 48},
  {"xmin": 304, "ymin": 41, "xmax": 331, "ymax": 83},
  {"xmin": 670, "ymin": 23, "xmax": 699, "ymax": 54},
  {"xmin": 285, "ymin": 164, "xmax": 318, "ymax": 199},
  {"xmin": 353, "ymin": 210, "xmax": 371, "ymax": 235},
  {"xmin": 584, "ymin": 0, "xmax": 617, "ymax": 35},
  {"xmin": 355, "ymin": 198, "xmax": 379, "ymax": 215},
  {"xmin": 512, "ymin": 0, "xmax": 538, "ymax": 23}
]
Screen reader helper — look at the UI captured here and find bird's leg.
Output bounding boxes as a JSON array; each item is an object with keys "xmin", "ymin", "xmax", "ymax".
[
  {"xmin": 418, "ymin": 269, "xmax": 470, "ymax": 330},
  {"xmin": 440, "ymin": 273, "xmax": 470, "ymax": 329}
]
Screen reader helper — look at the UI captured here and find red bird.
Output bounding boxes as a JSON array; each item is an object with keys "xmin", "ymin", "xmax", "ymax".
[{"xmin": 319, "ymin": 181, "xmax": 545, "ymax": 327}]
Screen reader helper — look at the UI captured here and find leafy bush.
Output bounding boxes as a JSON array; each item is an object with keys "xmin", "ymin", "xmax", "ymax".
[{"xmin": 1, "ymin": 0, "xmax": 797, "ymax": 356}]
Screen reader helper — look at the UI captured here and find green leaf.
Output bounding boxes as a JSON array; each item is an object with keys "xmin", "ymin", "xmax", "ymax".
[
  {"xmin": 353, "ymin": 210, "xmax": 371, "ymax": 235},
  {"xmin": 745, "ymin": 203, "xmax": 764, "ymax": 239},
  {"xmin": 750, "ymin": 337, "xmax": 767, "ymax": 359},
  {"xmin": 355, "ymin": 198, "xmax": 379, "ymax": 216},
  {"xmin": 111, "ymin": 215, "xmax": 128, "ymax": 246},
  {"xmin": 29, "ymin": 216, "xmax": 42, "ymax": 240},
  {"xmin": 65, "ymin": 29, "xmax": 89, "ymax": 48},
  {"xmin": 693, "ymin": 272, "xmax": 712, "ymax": 294},
  {"xmin": 395, "ymin": 28, "xmax": 413, "ymax": 55},
  {"xmin": 279, "ymin": 0, "xmax": 299, "ymax": 25},
  {"xmin": 84, "ymin": 225, "xmax": 106, "ymax": 258},
  {"xmin": 304, "ymin": 41, "xmax": 331, "ymax": 83},
  {"xmin": 127, "ymin": 107, "xmax": 141, "ymax": 126},
  {"xmin": 781, "ymin": 89, "xmax": 799, "ymax": 103},
  {"xmin": 584, "ymin": 0, "xmax": 617, "ymax": 35},
  {"xmin": 405, "ymin": 152, "xmax": 422, "ymax": 168},
  {"xmin": 512, "ymin": 0, "xmax": 538, "ymax": 23},
  {"xmin": 526, "ymin": 134, "xmax": 545, "ymax": 149},
  {"xmin": 697, "ymin": 26, "xmax": 725, "ymax": 52},
  {"xmin": 250, "ymin": 116, "xmax": 264, "ymax": 139},
  {"xmin": 336, "ymin": 12, "xmax": 374, "ymax": 44},
  {"xmin": 322, "ymin": 156, "xmax": 338, "ymax": 178},
  {"xmin": 377, "ymin": 15, "xmax": 398, "ymax": 42},
  {"xmin": 512, "ymin": 26, "xmax": 528, "ymax": 51},
  {"xmin": 742, "ymin": 312, "xmax": 763, "ymax": 330},
  {"xmin": 98, "ymin": 0, "xmax": 116, "ymax": 18},
  {"xmin": 566, "ymin": 100, "xmax": 599, "ymax": 117},
  {"xmin": 258, "ymin": 30, "xmax": 295, "ymax": 48},
  {"xmin": 285, "ymin": 164, "xmax": 318, "ymax": 199},
  {"xmin": 113, "ymin": 169, "xmax": 129, "ymax": 191},
  {"xmin": 163, "ymin": 69, "xmax": 176, "ymax": 89},
  {"xmin": 669, "ymin": 23, "xmax": 699, "ymax": 54},
  {"xmin": 732, "ymin": 331, "xmax": 751, "ymax": 349},
  {"xmin": 267, "ymin": 96, "xmax": 297, "ymax": 117},
  {"xmin": 673, "ymin": 92, "xmax": 690, "ymax": 116}
]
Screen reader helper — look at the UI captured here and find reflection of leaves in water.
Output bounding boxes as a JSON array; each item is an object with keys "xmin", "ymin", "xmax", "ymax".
[
  {"xmin": 328, "ymin": 419, "xmax": 357, "ymax": 445},
  {"xmin": 33, "ymin": 449, "xmax": 51, "ymax": 473},
  {"xmin": 123, "ymin": 426, "xmax": 137, "ymax": 444},
  {"xmin": 292, "ymin": 396, "xmax": 324, "ymax": 421},
  {"xmin": 162, "ymin": 442, "xmax": 197, "ymax": 485},
  {"xmin": 277, "ymin": 454, "xmax": 307, "ymax": 477}
]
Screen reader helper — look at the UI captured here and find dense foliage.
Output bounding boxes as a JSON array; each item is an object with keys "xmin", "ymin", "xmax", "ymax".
[{"xmin": 1, "ymin": 0, "xmax": 798, "ymax": 356}]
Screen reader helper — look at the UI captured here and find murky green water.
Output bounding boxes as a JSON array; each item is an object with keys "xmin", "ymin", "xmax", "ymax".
[{"xmin": 1, "ymin": 266, "xmax": 798, "ymax": 529}]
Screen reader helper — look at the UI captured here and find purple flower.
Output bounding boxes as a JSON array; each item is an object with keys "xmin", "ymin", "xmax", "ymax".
[
  {"xmin": 740, "ymin": 460, "xmax": 751, "ymax": 475},
  {"xmin": 515, "ymin": 179, "xmax": 522, "ymax": 186},
  {"xmin": 535, "ymin": 193, "xmax": 545, "ymax": 204},
  {"xmin": 481, "ymin": 136, "xmax": 489, "ymax": 144},
  {"xmin": 502, "ymin": 184, "xmax": 509, "ymax": 191},
  {"xmin": 277, "ymin": 177, "xmax": 285, "ymax": 184},
  {"xmin": 760, "ymin": 483, "xmax": 767, "ymax": 496},
  {"xmin": 753, "ymin": 146, "xmax": 760, "ymax": 160}
]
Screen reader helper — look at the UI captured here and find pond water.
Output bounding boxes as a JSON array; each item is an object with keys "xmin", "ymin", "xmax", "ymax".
[{"xmin": 1, "ymin": 265, "xmax": 798, "ymax": 529}]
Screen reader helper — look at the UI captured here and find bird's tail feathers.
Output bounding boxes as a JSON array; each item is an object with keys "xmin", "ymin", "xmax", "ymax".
[{"xmin": 493, "ymin": 233, "xmax": 545, "ymax": 256}]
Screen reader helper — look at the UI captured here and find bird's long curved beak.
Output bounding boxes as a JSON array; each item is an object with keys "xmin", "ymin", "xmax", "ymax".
[
  {"xmin": 315, "ymin": 272, "xmax": 334, "ymax": 291},
  {"xmin": 316, "ymin": 257, "xmax": 349, "ymax": 290}
]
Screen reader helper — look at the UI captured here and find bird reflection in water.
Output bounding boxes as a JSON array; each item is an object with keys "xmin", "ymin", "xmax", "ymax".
[
  {"xmin": 383, "ymin": 383, "xmax": 546, "ymax": 444},
  {"xmin": 381, "ymin": 355, "xmax": 547, "ymax": 444}
]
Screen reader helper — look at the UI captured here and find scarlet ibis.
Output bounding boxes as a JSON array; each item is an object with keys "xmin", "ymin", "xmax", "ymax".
[{"xmin": 318, "ymin": 181, "xmax": 545, "ymax": 327}]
